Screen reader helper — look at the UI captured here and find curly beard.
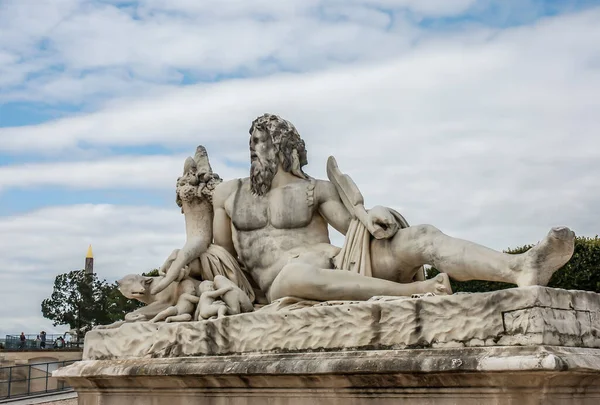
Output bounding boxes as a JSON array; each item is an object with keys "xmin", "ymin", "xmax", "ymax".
[{"xmin": 250, "ymin": 155, "xmax": 278, "ymax": 196}]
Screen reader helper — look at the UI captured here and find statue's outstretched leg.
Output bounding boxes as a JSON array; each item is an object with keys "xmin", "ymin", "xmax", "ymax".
[
  {"xmin": 165, "ymin": 314, "xmax": 193, "ymax": 323},
  {"xmin": 150, "ymin": 306, "xmax": 178, "ymax": 323},
  {"xmin": 217, "ymin": 305, "xmax": 228, "ymax": 318},
  {"xmin": 267, "ymin": 262, "xmax": 452, "ymax": 302},
  {"xmin": 371, "ymin": 225, "xmax": 575, "ymax": 287}
]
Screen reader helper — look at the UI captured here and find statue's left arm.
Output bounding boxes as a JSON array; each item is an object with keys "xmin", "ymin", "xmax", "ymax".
[
  {"xmin": 315, "ymin": 180, "xmax": 352, "ymax": 235},
  {"xmin": 325, "ymin": 156, "xmax": 399, "ymax": 240},
  {"xmin": 317, "ymin": 180, "xmax": 399, "ymax": 240}
]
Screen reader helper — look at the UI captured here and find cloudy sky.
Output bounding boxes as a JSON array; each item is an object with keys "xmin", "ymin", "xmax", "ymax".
[{"xmin": 0, "ymin": 0, "xmax": 599, "ymax": 336}]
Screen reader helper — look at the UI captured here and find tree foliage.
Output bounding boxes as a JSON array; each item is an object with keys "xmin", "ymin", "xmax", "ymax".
[
  {"xmin": 143, "ymin": 268, "xmax": 160, "ymax": 277},
  {"xmin": 428, "ymin": 236, "xmax": 600, "ymax": 293},
  {"xmin": 41, "ymin": 270, "xmax": 142, "ymax": 339}
]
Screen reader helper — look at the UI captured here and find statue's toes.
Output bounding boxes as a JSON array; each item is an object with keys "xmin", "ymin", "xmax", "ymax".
[{"xmin": 549, "ymin": 226, "xmax": 575, "ymax": 242}]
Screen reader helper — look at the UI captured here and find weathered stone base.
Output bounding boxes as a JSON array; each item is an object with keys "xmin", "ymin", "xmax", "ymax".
[
  {"xmin": 56, "ymin": 346, "xmax": 600, "ymax": 405},
  {"xmin": 82, "ymin": 287, "xmax": 600, "ymax": 360}
]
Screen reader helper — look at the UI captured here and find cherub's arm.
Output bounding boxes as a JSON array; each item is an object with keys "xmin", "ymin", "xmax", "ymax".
[
  {"xmin": 180, "ymin": 293, "xmax": 200, "ymax": 304},
  {"xmin": 201, "ymin": 286, "xmax": 233, "ymax": 300},
  {"xmin": 125, "ymin": 301, "xmax": 171, "ymax": 321}
]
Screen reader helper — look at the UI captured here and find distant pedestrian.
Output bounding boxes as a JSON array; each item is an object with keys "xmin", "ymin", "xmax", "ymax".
[
  {"xmin": 40, "ymin": 331, "xmax": 47, "ymax": 349},
  {"xmin": 19, "ymin": 332, "xmax": 26, "ymax": 350},
  {"xmin": 35, "ymin": 335, "xmax": 41, "ymax": 349},
  {"xmin": 55, "ymin": 336, "xmax": 65, "ymax": 349},
  {"xmin": 63, "ymin": 333, "xmax": 71, "ymax": 348}
]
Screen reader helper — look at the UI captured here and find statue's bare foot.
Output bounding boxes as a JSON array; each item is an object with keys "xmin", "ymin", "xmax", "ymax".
[
  {"xmin": 424, "ymin": 273, "xmax": 453, "ymax": 295},
  {"xmin": 516, "ymin": 227, "xmax": 575, "ymax": 287}
]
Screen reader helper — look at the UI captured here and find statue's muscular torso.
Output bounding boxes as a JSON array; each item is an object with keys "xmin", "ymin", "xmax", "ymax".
[{"xmin": 218, "ymin": 178, "xmax": 344, "ymax": 294}]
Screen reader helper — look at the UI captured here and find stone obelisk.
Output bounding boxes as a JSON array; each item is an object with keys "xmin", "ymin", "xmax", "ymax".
[{"xmin": 85, "ymin": 245, "xmax": 94, "ymax": 275}]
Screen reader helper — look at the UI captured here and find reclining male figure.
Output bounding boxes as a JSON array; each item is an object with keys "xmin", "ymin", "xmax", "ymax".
[{"xmin": 194, "ymin": 114, "xmax": 576, "ymax": 303}]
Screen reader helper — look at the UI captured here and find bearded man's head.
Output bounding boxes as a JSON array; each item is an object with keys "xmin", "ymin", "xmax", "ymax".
[{"xmin": 249, "ymin": 113, "xmax": 308, "ymax": 196}]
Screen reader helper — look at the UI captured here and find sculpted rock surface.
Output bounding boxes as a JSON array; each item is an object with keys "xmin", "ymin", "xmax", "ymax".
[{"xmin": 84, "ymin": 286, "xmax": 600, "ymax": 360}]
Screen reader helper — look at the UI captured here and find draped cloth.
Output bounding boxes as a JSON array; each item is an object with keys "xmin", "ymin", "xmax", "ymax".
[
  {"xmin": 332, "ymin": 210, "xmax": 425, "ymax": 281},
  {"xmin": 333, "ymin": 218, "xmax": 372, "ymax": 277},
  {"xmin": 199, "ymin": 244, "xmax": 256, "ymax": 302}
]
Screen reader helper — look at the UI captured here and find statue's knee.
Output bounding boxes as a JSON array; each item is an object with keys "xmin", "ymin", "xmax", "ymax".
[
  {"xmin": 270, "ymin": 263, "xmax": 315, "ymax": 301},
  {"xmin": 415, "ymin": 224, "xmax": 442, "ymax": 239},
  {"xmin": 280, "ymin": 262, "xmax": 309, "ymax": 278}
]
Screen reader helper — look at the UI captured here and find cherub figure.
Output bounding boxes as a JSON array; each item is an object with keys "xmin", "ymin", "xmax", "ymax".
[
  {"xmin": 213, "ymin": 275, "xmax": 254, "ymax": 316},
  {"xmin": 195, "ymin": 275, "xmax": 255, "ymax": 320},
  {"xmin": 195, "ymin": 280, "xmax": 231, "ymax": 320},
  {"xmin": 95, "ymin": 274, "xmax": 200, "ymax": 329},
  {"xmin": 150, "ymin": 286, "xmax": 199, "ymax": 323}
]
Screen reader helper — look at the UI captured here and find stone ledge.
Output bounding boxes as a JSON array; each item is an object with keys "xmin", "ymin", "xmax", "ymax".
[
  {"xmin": 83, "ymin": 287, "xmax": 600, "ymax": 360},
  {"xmin": 55, "ymin": 346, "xmax": 600, "ymax": 404},
  {"xmin": 58, "ymin": 346, "xmax": 600, "ymax": 379}
]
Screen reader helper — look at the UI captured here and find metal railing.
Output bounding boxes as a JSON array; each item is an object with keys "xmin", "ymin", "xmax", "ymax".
[
  {"xmin": 3, "ymin": 335, "xmax": 82, "ymax": 351},
  {"xmin": 0, "ymin": 360, "xmax": 75, "ymax": 400}
]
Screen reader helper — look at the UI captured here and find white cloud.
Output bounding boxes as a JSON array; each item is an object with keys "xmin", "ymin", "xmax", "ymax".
[
  {"xmin": 2, "ymin": 8, "xmax": 599, "ymax": 154},
  {"xmin": 0, "ymin": 204, "xmax": 185, "ymax": 336},
  {"xmin": 0, "ymin": 154, "xmax": 247, "ymax": 192},
  {"xmin": 0, "ymin": 0, "xmax": 482, "ymax": 104}
]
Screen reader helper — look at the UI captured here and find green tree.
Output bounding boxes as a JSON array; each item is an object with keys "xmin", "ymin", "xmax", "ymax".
[
  {"xmin": 143, "ymin": 268, "xmax": 160, "ymax": 277},
  {"xmin": 97, "ymin": 269, "xmax": 160, "ymax": 324},
  {"xmin": 41, "ymin": 270, "xmax": 144, "ymax": 339},
  {"xmin": 427, "ymin": 236, "xmax": 600, "ymax": 293}
]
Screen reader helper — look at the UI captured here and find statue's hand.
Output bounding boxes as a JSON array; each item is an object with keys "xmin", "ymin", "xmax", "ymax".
[
  {"xmin": 158, "ymin": 249, "xmax": 180, "ymax": 276},
  {"xmin": 366, "ymin": 206, "xmax": 399, "ymax": 239},
  {"xmin": 94, "ymin": 320, "xmax": 125, "ymax": 330},
  {"xmin": 177, "ymin": 264, "xmax": 191, "ymax": 281},
  {"xmin": 125, "ymin": 313, "xmax": 147, "ymax": 322}
]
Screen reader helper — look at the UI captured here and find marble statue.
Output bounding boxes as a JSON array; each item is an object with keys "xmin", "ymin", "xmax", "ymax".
[
  {"xmin": 113, "ymin": 113, "xmax": 575, "ymax": 325},
  {"xmin": 95, "ymin": 274, "xmax": 200, "ymax": 329},
  {"xmin": 194, "ymin": 275, "xmax": 253, "ymax": 320},
  {"xmin": 195, "ymin": 280, "xmax": 230, "ymax": 320},
  {"xmin": 58, "ymin": 114, "xmax": 600, "ymax": 405},
  {"xmin": 152, "ymin": 146, "xmax": 222, "ymax": 294}
]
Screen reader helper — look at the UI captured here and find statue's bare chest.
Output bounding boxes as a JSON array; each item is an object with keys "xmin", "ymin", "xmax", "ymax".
[{"xmin": 229, "ymin": 181, "xmax": 315, "ymax": 231}]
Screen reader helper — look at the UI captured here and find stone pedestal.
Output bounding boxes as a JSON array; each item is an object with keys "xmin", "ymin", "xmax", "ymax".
[
  {"xmin": 55, "ymin": 346, "xmax": 600, "ymax": 404},
  {"xmin": 54, "ymin": 287, "xmax": 600, "ymax": 404}
]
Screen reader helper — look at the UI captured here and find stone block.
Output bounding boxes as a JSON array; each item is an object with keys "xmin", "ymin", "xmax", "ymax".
[
  {"xmin": 55, "ymin": 346, "xmax": 600, "ymax": 404},
  {"xmin": 83, "ymin": 287, "xmax": 600, "ymax": 360}
]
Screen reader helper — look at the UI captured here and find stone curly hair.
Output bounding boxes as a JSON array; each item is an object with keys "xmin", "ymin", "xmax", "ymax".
[{"xmin": 249, "ymin": 113, "xmax": 308, "ymax": 177}]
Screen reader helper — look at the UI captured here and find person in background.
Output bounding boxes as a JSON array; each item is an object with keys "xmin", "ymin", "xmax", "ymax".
[
  {"xmin": 54, "ymin": 336, "xmax": 64, "ymax": 349},
  {"xmin": 35, "ymin": 335, "xmax": 41, "ymax": 349},
  {"xmin": 40, "ymin": 331, "xmax": 46, "ymax": 349},
  {"xmin": 19, "ymin": 332, "xmax": 26, "ymax": 350},
  {"xmin": 63, "ymin": 333, "xmax": 71, "ymax": 348}
]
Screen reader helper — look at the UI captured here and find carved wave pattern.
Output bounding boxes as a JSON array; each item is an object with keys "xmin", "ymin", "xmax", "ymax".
[{"xmin": 84, "ymin": 286, "xmax": 600, "ymax": 360}]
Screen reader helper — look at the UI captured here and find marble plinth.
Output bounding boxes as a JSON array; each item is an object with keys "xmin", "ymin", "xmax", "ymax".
[
  {"xmin": 55, "ymin": 287, "xmax": 600, "ymax": 404},
  {"xmin": 55, "ymin": 346, "xmax": 600, "ymax": 404}
]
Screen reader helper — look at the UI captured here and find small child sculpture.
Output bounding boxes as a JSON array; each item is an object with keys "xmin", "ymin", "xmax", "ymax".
[{"xmin": 195, "ymin": 275, "xmax": 254, "ymax": 320}]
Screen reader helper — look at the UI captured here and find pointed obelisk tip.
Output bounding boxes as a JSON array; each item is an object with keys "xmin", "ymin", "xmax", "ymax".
[{"xmin": 86, "ymin": 244, "xmax": 94, "ymax": 259}]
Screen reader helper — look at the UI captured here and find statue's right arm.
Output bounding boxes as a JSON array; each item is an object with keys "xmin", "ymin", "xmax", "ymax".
[
  {"xmin": 212, "ymin": 179, "xmax": 240, "ymax": 258},
  {"xmin": 180, "ymin": 293, "xmax": 200, "ymax": 304},
  {"xmin": 203, "ymin": 286, "xmax": 233, "ymax": 299}
]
